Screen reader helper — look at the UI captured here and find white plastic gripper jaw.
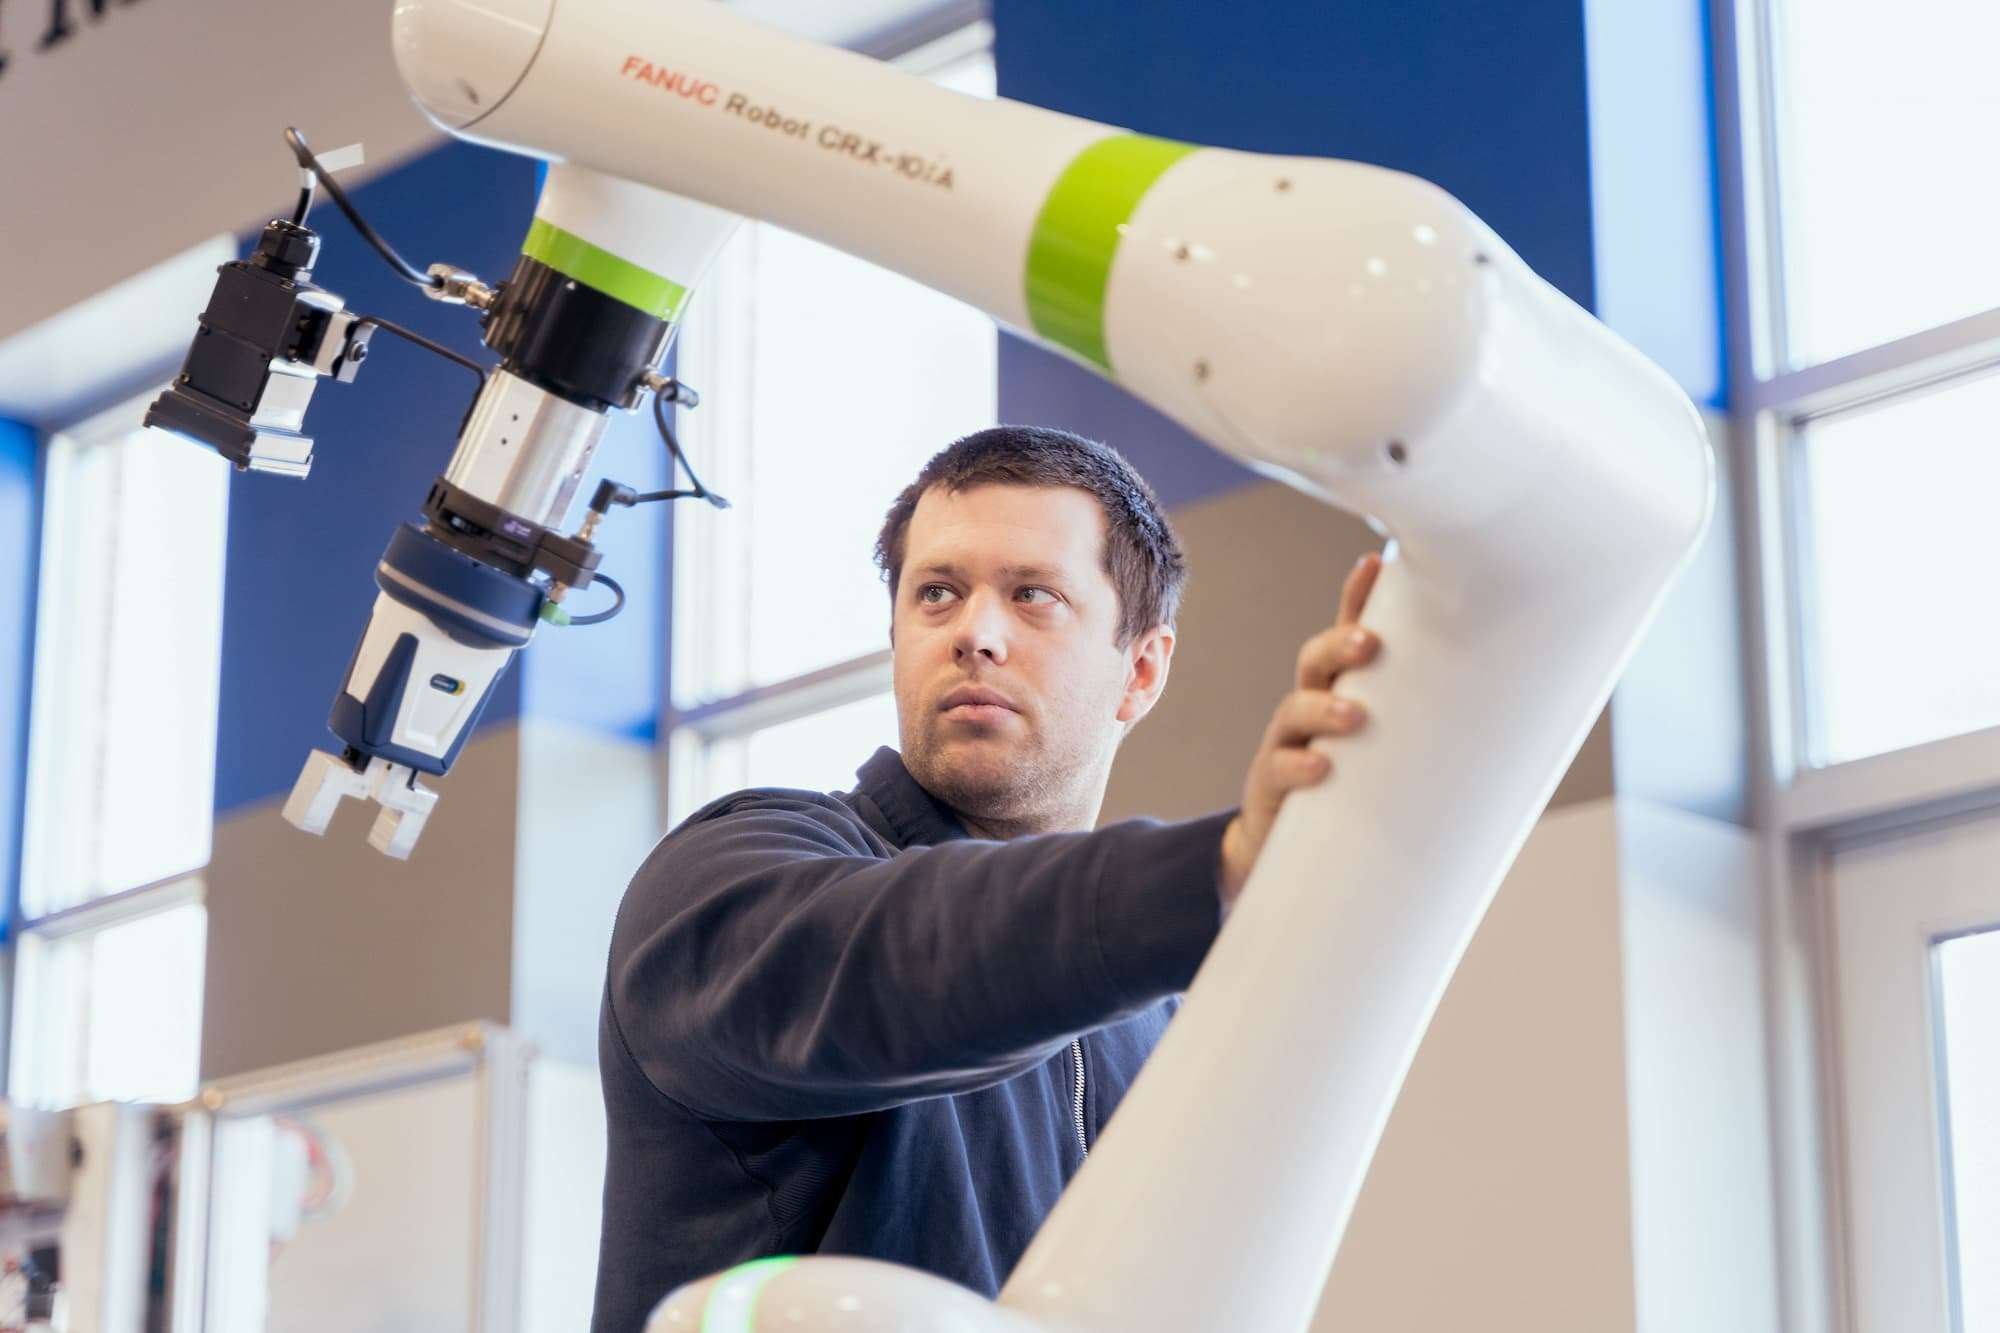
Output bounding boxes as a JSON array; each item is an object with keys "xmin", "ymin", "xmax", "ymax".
[{"xmin": 281, "ymin": 749, "xmax": 440, "ymax": 860}]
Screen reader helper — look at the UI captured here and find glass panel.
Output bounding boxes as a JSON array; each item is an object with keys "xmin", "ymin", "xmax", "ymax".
[
  {"xmin": 1797, "ymin": 372, "xmax": 2000, "ymax": 765},
  {"xmin": 741, "ymin": 691, "xmax": 901, "ymax": 792},
  {"xmin": 1772, "ymin": 0, "xmax": 2000, "ymax": 365},
  {"xmin": 10, "ymin": 891, "xmax": 207, "ymax": 1108},
  {"xmin": 1935, "ymin": 927, "xmax": 2000, "ymax": 1333},
  {"xmin": 740, "ymin": 228, "xmax": 994, "ymax": 688},
  {"xmin": 22, "ymin": 404, "xmax": 229, "ymax": 916},
  {"xmin": 675, "ymin": 691, "xmax": 900, "ymax": 822},
  {"xmin": 672, "ymin": 53, "xmax": 997, "ymax": 705}
]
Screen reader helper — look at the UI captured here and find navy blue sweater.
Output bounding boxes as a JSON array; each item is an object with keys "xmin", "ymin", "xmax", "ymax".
[{"xmin": 590, "ymin": 746, "xmax": 1233, "ymax": 1330}]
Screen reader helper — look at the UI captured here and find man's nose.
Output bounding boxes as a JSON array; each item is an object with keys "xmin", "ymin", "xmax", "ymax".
[{"xmin": 952, "ymin": 589, "xmax": 1009, "ymax": 665}]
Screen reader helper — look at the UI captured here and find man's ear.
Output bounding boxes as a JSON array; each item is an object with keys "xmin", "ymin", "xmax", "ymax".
[{"xmin": 1115, "ymin": 625, "xmax": 1175, "ymax": 726}]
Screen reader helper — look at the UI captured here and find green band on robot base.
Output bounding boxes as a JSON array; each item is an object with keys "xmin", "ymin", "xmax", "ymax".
[
  {"xmin": 1025, "ymin": 133, "xmax": 1200, "ymax": 373},
  {"xmin": 521, "ymin": 217, "xmax": 689, "ymax": 320},
  {"xmin": 700, "ymin": 1255, "xmax": 799, "ymax": 1333}
]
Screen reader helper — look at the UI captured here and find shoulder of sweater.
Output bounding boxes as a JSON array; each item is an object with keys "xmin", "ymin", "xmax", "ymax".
[{"xmin": 667, "ymin": 784, "xmax": 885, "ymax": 853}]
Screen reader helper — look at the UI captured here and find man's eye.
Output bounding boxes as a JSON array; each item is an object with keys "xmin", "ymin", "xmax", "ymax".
[
  {"xmin": 1018, "ymin": 587, "xmax": 1057, "ymax": 605},
  {"xmin": 919, "ymin": 584, "xmax": 954, "ymax": 604}
]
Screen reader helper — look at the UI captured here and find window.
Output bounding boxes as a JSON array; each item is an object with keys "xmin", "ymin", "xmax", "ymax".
[
  {"xmin": 1748, "ymin": 11, "xmax": 2000, "ymax": 776},
  {"xmin": 1769, "ymin": 0, "xmax": 2000, "ymax": 368},
  {"xmin": 666, "ymin": 32, "xmax": 996, "ymax": 824},
  {"xmin": 9, "ymin": 392, "xmax": 224, "ymax": 1107},
  {"xmin": 1723, "ymin": 0, "xmax": 2000, "ymax": 1327},
  {"xmin": 1793, "ymin": 369, "xmax": 2000, "ymax": 767}
]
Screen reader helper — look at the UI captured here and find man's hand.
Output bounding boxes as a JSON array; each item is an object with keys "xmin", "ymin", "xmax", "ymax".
[{"xmin": 1218, "ymin": 551, "xmax": 1383, "ymax": 908}]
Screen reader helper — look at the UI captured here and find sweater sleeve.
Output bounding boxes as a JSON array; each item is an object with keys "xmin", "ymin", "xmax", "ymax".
[{"xmin": 607, "ymin": 794, "xmax": 1233, "ymax": 1122}]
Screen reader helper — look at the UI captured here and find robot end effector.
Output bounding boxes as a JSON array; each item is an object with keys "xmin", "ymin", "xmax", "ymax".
[
  {"xmin": 144, "ymin": 217, "xmax": 374, "ymax": 479},
  {"xmin": 145, "ymin": 130, "xmax": 729, "ymax": 860}
]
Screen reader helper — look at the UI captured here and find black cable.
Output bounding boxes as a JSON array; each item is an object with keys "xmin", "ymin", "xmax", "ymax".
[
  {"xmin": 651, "ymin": 392, "xmax": 731, "ymax": 509},
  {"xmin": 290, "ymin": 173, "xmax": 315, "ymax": 227},
  {"xmin": 351, "ymin": 316, "xmax": 488, "ymax": 432},
  {"xmin": 284, "ymin": 127, "xmax": 440, "ymax": 290},
  {"xmin": 353, "ymin": 317, "xmax": 485, "ymax": 389},
  {"xmin": 568, "ymin": 573, "xmax": 626, "ymax": 626}
]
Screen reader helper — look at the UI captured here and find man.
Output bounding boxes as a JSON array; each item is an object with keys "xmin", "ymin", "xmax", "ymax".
[{"xmin": 591, "ymin": 425, "xmax": 1382, "ymax": 1330}]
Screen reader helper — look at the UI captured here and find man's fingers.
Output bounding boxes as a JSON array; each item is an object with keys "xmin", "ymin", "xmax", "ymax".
[
  {"xmin": 1264, "ymin": 745, "xmax": 1332, "ymax": 793},
  {"xmin": 1295, "ymin": 621, "xmax": 1381, "ymax": 690},
  {"xmin": 1337, "ymin": 550, "xmax": 1383, "ymax": 625},
  {"xmin": 1266, "ymin": 689, "xmax": 1368, "ymax": 748},
  {"xmin": 1296, "ymin": 552, "xmax": 1384, "ymax": 689}
]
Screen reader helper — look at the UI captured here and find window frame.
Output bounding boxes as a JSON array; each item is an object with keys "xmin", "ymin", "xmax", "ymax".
[
  {"xmin": 659, "ymin": 21, "xmax": 996, "ymax": 827},
  {"xmin": 1714, "ymin": 0, "xmax": 2000, "ymax": 1329},
  {"xmin": 1820, "ymin": 811, "xmax": 2000, "ymax": 1333}
]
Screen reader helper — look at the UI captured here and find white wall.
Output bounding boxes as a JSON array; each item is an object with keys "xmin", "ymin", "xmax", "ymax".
[
  {"xmin": 1618, "ymin": 800, "xmax": 1782, "ymax": 1333},
  {"xmin": 0, "ymin": 0, "xmax": 443, "ymax": 348}
]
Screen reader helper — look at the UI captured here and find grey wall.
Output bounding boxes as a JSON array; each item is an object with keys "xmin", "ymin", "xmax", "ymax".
[
  {"xmin": 202, "ymin": 727, "xmax": 519, "ymax": 1081},
  {"xmin": 1102, "ymin": 480, "xmax": 1614, "ymax": 826},
  {"xmin": 1316, "ymin": 800, "xmax": 1637, "ymax": 1331},
  {"xmin": 203, "ymin": 717, "xmax": 676, "ymax": 1079}
]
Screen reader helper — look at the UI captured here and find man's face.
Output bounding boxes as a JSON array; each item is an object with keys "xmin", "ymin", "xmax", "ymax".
[{"xmin": 890, "ymin": 483, "xmax": 1165, "ymax": 829}]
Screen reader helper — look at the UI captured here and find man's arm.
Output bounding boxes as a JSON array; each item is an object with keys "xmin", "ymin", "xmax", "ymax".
[{"xmin": 609, "ymin": 795, "xmax": 1234, "ymax": 1122}]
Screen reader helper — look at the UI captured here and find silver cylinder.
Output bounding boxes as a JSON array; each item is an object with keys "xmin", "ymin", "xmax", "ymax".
[{"xmin": 443, "ymin": 370, "xmax": 610, "ymax": 529}]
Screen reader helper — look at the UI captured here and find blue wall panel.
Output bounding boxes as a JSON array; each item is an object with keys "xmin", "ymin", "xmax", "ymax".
[
  {"xmin": 993, "ymin": 0, "xmax": 1598, "ymax": 507},
  {"xmin": 215, "ymin": 141, "xmax": 538, "ymax": 814},
  {"xmin": 0, "ymin": 419, "xmax": 35, "ymax": 917}
]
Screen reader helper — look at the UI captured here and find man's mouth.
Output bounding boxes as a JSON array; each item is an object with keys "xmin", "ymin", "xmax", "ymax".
[
  {"xmin": 939, "ymin": 686, "xmax": 1020, "ymax": 725},
  {"xmin": 943, "ymin": 702, "xmax": 1017, "ymax": 724}
]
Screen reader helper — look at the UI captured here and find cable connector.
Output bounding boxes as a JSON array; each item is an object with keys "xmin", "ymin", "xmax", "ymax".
[
  {"xmin": 639, "ymin": 370, "xmax": 700, "ymax": 410},
  {"xmin": 590, "ymin": 479, "xmax": 642, "ymax": 515},
  {"xmin": 425, "ymin": 264, "xmax": 499, "ymax": 311},
  {"xmin": 540, "ymin": 572, "xmax": 624, "ymax": 627}
]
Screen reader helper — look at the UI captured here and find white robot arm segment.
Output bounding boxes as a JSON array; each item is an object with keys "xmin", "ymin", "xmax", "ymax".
[{"xmin": 185, "ymin": 0, "xmax": 1717, "ymax": 1326}]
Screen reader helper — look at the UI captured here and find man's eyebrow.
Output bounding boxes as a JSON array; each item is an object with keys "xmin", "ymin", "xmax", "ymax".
[{"xmin": 913, "ymin": 562, "xmax": 1071, "ymax": 584}]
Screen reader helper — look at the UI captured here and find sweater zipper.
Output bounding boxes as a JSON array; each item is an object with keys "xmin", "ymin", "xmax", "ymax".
[{"xmin": 1070, "ymin": 1038, "xmax": 1089, "ymax": 1158}]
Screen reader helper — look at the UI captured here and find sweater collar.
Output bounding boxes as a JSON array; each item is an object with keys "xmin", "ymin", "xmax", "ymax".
[{"xmin": 853, "ymin": 746, "xmax": 970, "ymax": 849}]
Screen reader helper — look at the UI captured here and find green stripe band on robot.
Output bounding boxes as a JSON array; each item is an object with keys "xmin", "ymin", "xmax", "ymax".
[
  {"xmin": 1025, "ymin": 133, "xmax": 1200, "ymax": 373},
  {"xmin": 521, "ymin": 217, "xmax": 690, "ymax": 320},
  {"xmin": 700, "ymin": 1255, "xmax": 799, "ymax": 1332}
]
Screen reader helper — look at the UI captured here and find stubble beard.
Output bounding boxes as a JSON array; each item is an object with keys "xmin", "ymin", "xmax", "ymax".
[{"xmin": 905, "ymin": 710, "xmax": 1088, "ymax": 833}]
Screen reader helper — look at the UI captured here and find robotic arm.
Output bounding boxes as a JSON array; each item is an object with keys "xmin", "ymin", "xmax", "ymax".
[{"xmin": 149, "ymin": 1, "xmax": 1711, "ymax": 1327}]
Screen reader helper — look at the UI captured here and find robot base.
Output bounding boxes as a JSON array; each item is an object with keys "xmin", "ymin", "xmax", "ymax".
[{"xmin": 650, "ymin": 1255, "xmax": 1045, "ymax": 1333}]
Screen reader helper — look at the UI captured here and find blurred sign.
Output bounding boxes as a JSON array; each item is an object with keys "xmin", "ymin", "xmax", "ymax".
[{"xmin": 0, "ymin": 0, "xmax": 152, "ymax": 77}]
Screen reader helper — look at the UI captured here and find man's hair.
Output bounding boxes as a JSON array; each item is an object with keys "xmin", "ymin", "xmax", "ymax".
[{"xmin": 873, "ymin": 425, "xmax": 1188, "ymax": 649}]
